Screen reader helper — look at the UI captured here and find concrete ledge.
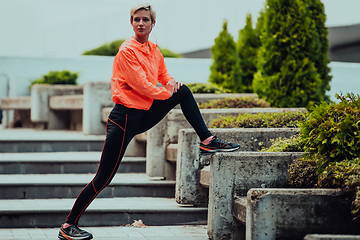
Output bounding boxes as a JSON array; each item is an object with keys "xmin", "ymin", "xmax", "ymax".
[
  {"xmin": 30, "ymin": 84, "xmax": 83, "ymax": 125},
  {"xmin": 304, "ymin": 234, "xmax": 360, "ymax": 240},
  {"xmin": 246, "ymin": 188, "xmax": 357, "ymax": 240},
  {"xmin": 49, "ymin": 94, "xmax": 83, "ymax": 110},
  {"xmin": 0, "ymin": 96, "xmax": 31, "ymax": 110},
  {"xmin": 175, "ymin": 128, "xmax": 300, "ymax": 206}
]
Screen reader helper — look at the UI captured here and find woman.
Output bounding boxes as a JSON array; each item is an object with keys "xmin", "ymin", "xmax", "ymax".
[{"xmin": 58, "ymin": 3, "xmax": 239, "ymax": 240}]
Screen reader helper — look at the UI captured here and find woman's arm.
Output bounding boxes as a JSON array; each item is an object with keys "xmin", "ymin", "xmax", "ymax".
[{"xmin": 117, "ymin": 49, "xmax": 171, "ymax": 100}]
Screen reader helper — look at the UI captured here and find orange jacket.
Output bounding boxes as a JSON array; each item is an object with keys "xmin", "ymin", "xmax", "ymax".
[{"xmin": 111, "ymin": 37, "xmax": 173, "ymax": 110}]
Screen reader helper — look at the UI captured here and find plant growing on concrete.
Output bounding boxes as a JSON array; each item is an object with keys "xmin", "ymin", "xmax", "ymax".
[
  {"xmin": 83, "ymin": 39, "xmax": 182, "ymax": 58},
  {"xmin": 187, "ymin": 83, "xmax": 230, "ymax": 94},
  {"xmin": 199, "ymin": 96, "xmax": 270, "ymax": 109},
  {"xmin": 236, "ymin": 13, "xmax": 261, "ymax": 93},
  {"xmin": 210, "ymin": 111, "xmax": 306, "ymax": 128},
  {"xmin": 30, "ymin": 70, "xmax": 78, "ymax": 86},
  {"xmin": 209, "ymin": 20, "xmax": 242, "ymax": 92},
  {"xmin": 260, "ymin": 134, "xmax": 304, "ymax": 152},
  {"xmin": 252, "ymin": 0, "xmax": 323, "ymax": 108}
]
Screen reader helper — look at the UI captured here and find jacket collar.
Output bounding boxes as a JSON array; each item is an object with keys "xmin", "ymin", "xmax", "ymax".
[{"xmin": 122, "ymin": 37, "xmax": 157, "ymax": 54}]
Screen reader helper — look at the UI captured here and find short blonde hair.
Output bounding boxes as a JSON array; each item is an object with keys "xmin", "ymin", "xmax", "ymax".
[{"xmin": 130, "ymin": 3, "xmax": 156, "ymax": 23}]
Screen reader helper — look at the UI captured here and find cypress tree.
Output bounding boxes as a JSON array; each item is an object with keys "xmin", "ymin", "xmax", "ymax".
[
  {"xmin": 209, "ymin": 20, "xmax": 242, "ymax": 92},
  {"xmin": 237, "ymin": 13, "xmax": 261, "ymax": 93},
  {"xmin": 308, "ymin": 0, "xmax": 332, "ymax": 102},
  {"xmin": 253, "ymin": 0, "xmax": 323, "ymax": 108}
]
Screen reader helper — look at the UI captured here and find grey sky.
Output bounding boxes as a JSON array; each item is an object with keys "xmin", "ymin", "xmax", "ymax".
[{"xmin": 1, "ymin": 0, "xmax": 360, "ymax": 57}]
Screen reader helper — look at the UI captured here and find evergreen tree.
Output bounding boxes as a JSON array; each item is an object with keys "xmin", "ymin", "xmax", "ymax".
[
  {"xmin": 237, "ymin": 13, "xmax": 261, "ymax": 93},
  {"xmin": 308, "ymin": 0, "xmax": 332, "ymax": 102},
  {"xmin": 253, "ymin": 0, "xmax": 323, "ymax": 108},
  {"xmin": 209, "ymin": 20, "xmax": 242, "ymax": 92}
]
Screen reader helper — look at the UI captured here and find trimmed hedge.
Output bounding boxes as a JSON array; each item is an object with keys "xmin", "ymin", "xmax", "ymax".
[
  {"xmin": 187, "ymin": 83, "xmax": 230, "ymax": 94},
  {"xmin": 199, "ymin": 97, "xmax": 270, "ymax": 109},
  {"xmin": 30, "ymin": 70, "xmax": 78, "ymax": 87},
  {"xmin": 210, "ymin": 111, "xmax": 306, "ymax": 128}
]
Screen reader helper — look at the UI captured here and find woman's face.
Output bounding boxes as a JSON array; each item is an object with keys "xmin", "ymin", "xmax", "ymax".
[{"xmin": 131, "ymin": 9, "xmax": 154, "ymax": 37}]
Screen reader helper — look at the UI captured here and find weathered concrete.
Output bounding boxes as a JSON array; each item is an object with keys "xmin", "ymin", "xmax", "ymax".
[
  {"xmin": 1, "ymin": 96, "xmax": 31, "ymax": 128},
  {"xmin": 246, "ymin": 188, "xmax": 357, "ymax": 240},
  {"xmin": 30, "ymin": 84, "xmax": 83, "ymax": 129},
  {"xmin": 82, "ymin": 81, "xmax": 113, "ymax": 135},
  {"xmin": 207, "ymin": 152, "xmax": 303, "ymax": 240},
  {"xmin": 148, "ymin": 107, "xmax": 306, "ymax": 179},
  {"xmin": 304, "ymin": 234, "xmax": 360, "ymax": 240},
  {"xmin": 175, "ymin": 128, "xmax": 300, "ymax": 206},
  {"xmin": 49, "ymin": 94, "xmax": 83, "ymax": 110}
]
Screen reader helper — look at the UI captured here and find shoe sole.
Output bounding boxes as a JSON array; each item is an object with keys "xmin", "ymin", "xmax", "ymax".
[
  {"xmin": 58, "ymin": 231, "xmax": 93, "ymax": 240},
  {"xmin": 200, "ymin": 146, "xmax": 240, "ymax": 153}
]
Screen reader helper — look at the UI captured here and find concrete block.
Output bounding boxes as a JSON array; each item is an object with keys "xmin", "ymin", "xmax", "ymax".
[
  {"xmin": 175, "ymin": 129, "xmax": 209, "ymax": 206},
  {"xmin": 175, "ymin": 128, "xmax": 300, "ymax": 206},
  {"xmin": 83, "ymin": 82, "xmax": 113, "ymax": 135},
  {"xmin": 207, "ymin": 152, "xmax": 303, "ymax": 240},
  {"xmin": 247, "ymin": 188, "xmax": 357, "ymax": 240},
  {"xmin": 49, "ymin": 95, "xmax": 83, "ymax": 110},
  {"xmin": 30, "ymin": 84, "xmax": 83, "ymax": 129},
  {"xmin": 1, "ymin": 96, "xmax": 31, "ymax": 128}
]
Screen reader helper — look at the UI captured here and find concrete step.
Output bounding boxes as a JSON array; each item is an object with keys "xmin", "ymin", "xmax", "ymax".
[
  {"xmin": 0, "ymin": 152, "xmax": 146, "ymax": 174},
  {"xmin": 0, "ymin": 129, "xmax": 105, "ymax": 153},
  {"xmin": 0, "ymin": 197, "xmax": 208, "ymax": 228},
  {"xmin": 0, "ymin": 173, "xmax": 175, "ymax": 199}
]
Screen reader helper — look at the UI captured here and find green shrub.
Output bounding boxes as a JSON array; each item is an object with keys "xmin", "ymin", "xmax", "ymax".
[
  {"xmin": 83, "ymin": 39, "xmax": 182, "ymax": 58},
  {"xmin": 260, "ymin": 134, "xmax": 304, "ymax": 152},
  {"xmin": 236, "ymin": 13, "xmax": 261, "ymax": 93},
  {"xmin": 210, "ymin": 111, "xmax": 306, "ymax": 128},
  {"xmin": 300, "ymin": 93, "xmax": 360, "ymax": 165},
  {"xmin": 199, "ymin": 97, "xmax": 270, "ymax": 109},
  {"xmin": 252, "ymin": 0, "xmax": 324, "ymax": 108},
  {"xmin": 157, "ymin": 47, "xmax": 183, "ymax": 58},
  {"xmin": 287, "ymin": 157, "xmax": 318, "ymax": 188},
  {"xmin": 209, "ymin": 21, "xmax": 242, "ymax": 92},
  {"xmin": 30, "ymin": 70, "xmax": 78, "ymax": 86},
  {"xmin": 187, "ymin": 83, "xmax": 230, "ymax": 94},
  {"xmin": 286, "ymin": 93, "xmax": 360, "ymax": 223},
  {"xmin": 83, "ymin": 39, "xmax": 125, "ymax": 56}
]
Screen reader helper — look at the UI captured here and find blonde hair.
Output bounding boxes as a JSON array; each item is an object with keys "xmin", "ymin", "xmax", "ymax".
[{"xmin": 130, "ymin": 3, "xmax": 156, "ymax": 23}]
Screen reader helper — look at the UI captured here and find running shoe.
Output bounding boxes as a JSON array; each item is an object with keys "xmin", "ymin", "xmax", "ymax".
[
  {"xmin": 58, "ymin": 223, "xmax": 93, "ymax": 240},
  {"xmin": 200, "ymin": 136, "xmax": 240, "ymax": 154}
]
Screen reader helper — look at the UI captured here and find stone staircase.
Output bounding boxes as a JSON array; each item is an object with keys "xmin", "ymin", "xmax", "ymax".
[{"xmin": 0, "ymin": 129, "xmax": 207, "ymax": 228}]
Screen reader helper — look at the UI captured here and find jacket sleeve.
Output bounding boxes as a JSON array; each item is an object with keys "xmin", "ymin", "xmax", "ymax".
[
  {"xmin": 117, "ymin": 49, "xmax": 171, "ymax": 100},
  {"xmin": 157, "ymin": 50, "xmax": 174, "ymax": 86}
]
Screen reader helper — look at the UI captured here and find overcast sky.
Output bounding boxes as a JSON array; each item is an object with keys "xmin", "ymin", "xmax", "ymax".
[{"xmin": 1, "ymin": 0, "xmax": 360, "ymax": 58}]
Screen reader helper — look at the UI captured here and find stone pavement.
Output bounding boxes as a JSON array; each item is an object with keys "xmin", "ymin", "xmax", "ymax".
[{"xmin": 0, "ymin": 225, "xmax": 208, "ymax": 240}]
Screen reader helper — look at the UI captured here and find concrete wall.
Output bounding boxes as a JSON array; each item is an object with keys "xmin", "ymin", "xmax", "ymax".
[
  {"xmin": 0, "ymin": 57, "xmax": 359, "ymax": 103},
  {"xmin": 0, "ymin": 56, "xmax": 211, "ymax": 100}
]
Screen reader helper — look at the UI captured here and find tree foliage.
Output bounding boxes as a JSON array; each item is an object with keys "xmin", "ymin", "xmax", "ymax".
[
  {"xmin": 209, "ymin": 21, "xmax": 242, "ymax": 92},
  {"xmin": 82, "ymin": 39, "xmax": 182, "ymax": 58},
  {"xmin": 236, "ymin": 14, "xmax": 261, "ymax": 93},
  {"xmin": 252, "ymin": 0, "xmax": 324, "ymax": 108}
]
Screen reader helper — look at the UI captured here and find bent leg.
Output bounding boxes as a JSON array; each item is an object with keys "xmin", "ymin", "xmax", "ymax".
[{"xmin": 139, "ymin": 85, "xmax": 212, "ymax": 141}]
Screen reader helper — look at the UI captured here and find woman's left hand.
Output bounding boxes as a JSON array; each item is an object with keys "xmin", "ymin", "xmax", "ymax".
[{"xmin": 173, "ymin": 81, "xmax": 183, "ymax": 93}]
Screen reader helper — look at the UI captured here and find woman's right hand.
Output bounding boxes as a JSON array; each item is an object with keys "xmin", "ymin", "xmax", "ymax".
[{"xmin": 164, "ymin": 79, "xmax": 182, "ymax": 96}]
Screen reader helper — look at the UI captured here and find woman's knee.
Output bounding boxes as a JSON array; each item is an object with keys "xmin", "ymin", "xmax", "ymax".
[{"xmin": 177, "ymin": 84, "xmax": 192, "ymax": 98}]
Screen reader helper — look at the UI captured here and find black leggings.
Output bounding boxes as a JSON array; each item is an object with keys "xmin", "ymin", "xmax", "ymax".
[{"xmin": 66, "ymin": 85, "xmax": 212, "ymax": 225}]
